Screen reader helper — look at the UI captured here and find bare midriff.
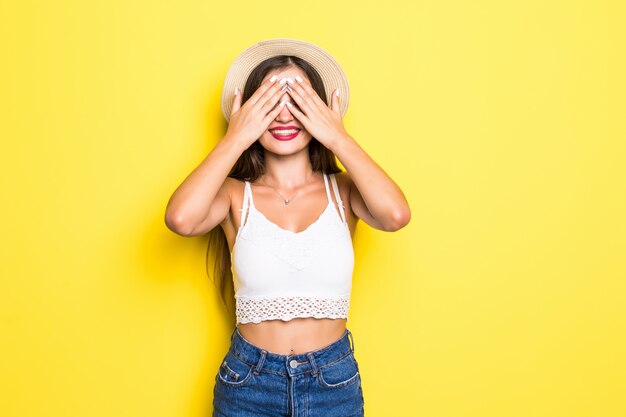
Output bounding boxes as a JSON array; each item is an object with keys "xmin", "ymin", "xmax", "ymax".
[{"xmin": 236, "ymin": 317, "xmax": 348, "ymax": 355}]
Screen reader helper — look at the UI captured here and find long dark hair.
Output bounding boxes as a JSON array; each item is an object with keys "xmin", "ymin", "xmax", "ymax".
[{"xmin": 206, "ymin": 55, "xmax": 343, "ymax": 315}]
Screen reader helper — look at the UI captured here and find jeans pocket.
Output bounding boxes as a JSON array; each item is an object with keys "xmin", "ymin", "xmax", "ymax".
[
  {"xmin": 316, "ymin": 351, "xmax": 361, "ymax": 389},
  {"xmin": 216, "ymin": 350, "xmax": 255, "ymax": 387}
]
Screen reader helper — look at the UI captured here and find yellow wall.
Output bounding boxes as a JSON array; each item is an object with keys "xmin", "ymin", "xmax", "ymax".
[{"xmin": 1, "ymin": 1, "xmax": 624, "ymax": 416}]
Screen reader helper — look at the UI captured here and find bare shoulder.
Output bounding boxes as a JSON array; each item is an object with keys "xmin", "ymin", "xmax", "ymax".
[
  {"xmin": 220, "ymin": 176, "xmax": 244, "ymax": 227},
  {"xmin": 332, "ymin": 170, "xmax": 353, "ymax": 197},
  {"xmin": 331, "ymin": 171, "xmax": 358, "ymax": 230},
  {"xmin": 223, "ymin": 175, "xmax": 244, "ymax": 193}
]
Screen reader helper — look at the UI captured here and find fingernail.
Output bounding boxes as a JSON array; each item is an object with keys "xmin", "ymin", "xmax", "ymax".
[
  {"xmin": 295, "ymin": 76, "xmax": 303, "ymax": 83},
  {"xmin": 270, "ymin": 75, "xmax": 277, "ymax": 82},
  {"xmin": 279, "ymin": 100, "xmax": 286, "ymax": 107},
  {"xmin": 286, "ymin": 102, "xmax": 293, "ymax": 108},
  {"xmin": 279, "ymin": 78, "xmax": 287, "ymax": 85},
  {"xmin": 286, "ymin": 78, "xmax": 295, "ymax": 84},
  {"xmin": 335, "ymin": 88, "xmax": 339, "ymax": 97},
  {"xmin": 234, "ymin": 88, "xmax": 238, "ymax": 96},
  {"xmin": 286, "ymin": 86, "xmax": 293, "ymax": 92}
]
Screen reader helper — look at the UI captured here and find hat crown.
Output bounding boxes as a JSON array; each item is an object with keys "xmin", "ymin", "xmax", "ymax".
[{"xmin": 221, "ymin": 38, "xmax": 349, "ymax": 122}]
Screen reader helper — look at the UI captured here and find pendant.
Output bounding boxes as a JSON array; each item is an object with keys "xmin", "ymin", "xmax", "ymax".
[{"xmin": 284, "ymin": 199, "xmax": 290, "ymax": 205}]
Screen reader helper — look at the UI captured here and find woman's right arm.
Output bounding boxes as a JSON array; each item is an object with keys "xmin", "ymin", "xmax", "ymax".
[
  {"xmin": 164, "ymin": 136, "xmax": 248, "ymax": 237},
  {"xmin": 164, "ymin": 75, "xmax": 288, "ymax": 236}
]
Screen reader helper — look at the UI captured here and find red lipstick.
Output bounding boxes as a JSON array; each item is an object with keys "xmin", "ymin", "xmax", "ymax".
[{"xmin": 269, "ymin": 125, "xmax": 301, "ymax": 141}]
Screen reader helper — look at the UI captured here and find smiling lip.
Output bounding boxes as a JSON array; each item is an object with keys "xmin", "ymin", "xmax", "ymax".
[{"xmin": 269, "ymin": 125, "xmax": 301, "ymax": 141}]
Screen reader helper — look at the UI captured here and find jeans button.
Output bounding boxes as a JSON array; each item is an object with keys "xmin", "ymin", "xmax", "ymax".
[{"xmin": 289, "ymin": 359, "xmax": 299, "ymax": 369}]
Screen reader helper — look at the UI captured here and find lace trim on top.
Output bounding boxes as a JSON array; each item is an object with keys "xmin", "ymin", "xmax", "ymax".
[
  {"xmin": 233, "ymin": 173, "xmax": 353, "ymax": 324},
  {"xmin": 236, "ymin": 295, "xmax": 350, "ymax": 324}
]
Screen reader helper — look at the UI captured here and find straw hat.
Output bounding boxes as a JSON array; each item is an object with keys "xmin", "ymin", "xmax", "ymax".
[{"xmin": 220, "ymin": 38, "xmax": 350, "ymax": 122}]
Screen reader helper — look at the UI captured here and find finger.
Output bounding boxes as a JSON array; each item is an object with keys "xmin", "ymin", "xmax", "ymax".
[
  {"xmin": 285, "ymin": 101, "xmax": 307, "ymax": 123},
  {"xmin": 254, "ymin": 77, "xmax": 288, "ymax": 112},
  {"xmin": 263, "ymin": 98, "xmax": 288, "ymax": 124},
  {"xmin": 260, "ymin": 85, "xmax": 289, "ymax": 115},
  {"xmin": 294, "ymin": 76, "xmax": 327, "ymax": 109},
  {"xmin": 231, "ymin": 87, "xmax": 242, "ymax": 115},
  {"xmin": 286, "ymin": 84, "xmax": 315, "ymax": 116},
  {"xmin": 247, "ymin": 75, "xmax": 280, "ymax": 106},
  {"xmin": 331, "ymin": 88, "xmax": 340, "ymax": 114}
]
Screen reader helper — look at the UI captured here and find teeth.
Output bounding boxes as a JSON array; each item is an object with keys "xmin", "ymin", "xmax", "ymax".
[{"xmin": 270, "ymin": 129, "xmax": 299, "ymax": 135}]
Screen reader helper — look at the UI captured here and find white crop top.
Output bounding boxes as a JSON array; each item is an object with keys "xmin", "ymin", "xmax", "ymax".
[{"xmin": 231, "ymin": 172, "xmax": 355, "ymax": 324}]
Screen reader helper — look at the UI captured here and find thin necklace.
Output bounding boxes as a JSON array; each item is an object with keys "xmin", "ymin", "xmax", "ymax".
[{"xmin": 260, "ymin": 173, "xmax": 318, "ymax": 205}]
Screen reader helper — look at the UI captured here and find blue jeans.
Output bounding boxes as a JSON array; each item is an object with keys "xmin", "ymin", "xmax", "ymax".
[{"xmin": 212, "ymin": 325, "xmax": 365, "ymax": 416}]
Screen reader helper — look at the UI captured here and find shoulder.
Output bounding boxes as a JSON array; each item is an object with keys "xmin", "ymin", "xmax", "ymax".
[
  {"xmin": 331, "ymin": 170, "xmax": 354, "ymax": 196},
  {"xmin": 222, "ymin": 177, "xmax": 251, "ymax": 211},
  {"xmin": 219, "ymin": 176, "xmax": 245, "ymax": 225},
  {"xmin": 330, "ymin": 171, "xmax": 359, "ymax": 231},
  {"xmin": 223, "ymin": 176, "xmax": 245, "ymax": 196},
  {"xmin": 329, "ymin": 171, "xmax": 353, "ymax": 208}
]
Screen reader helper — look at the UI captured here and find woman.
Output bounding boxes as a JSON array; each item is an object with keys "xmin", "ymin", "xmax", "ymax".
[{"xmin": 165, "ymin": 38, "xmax": 410, "ymax": 417}]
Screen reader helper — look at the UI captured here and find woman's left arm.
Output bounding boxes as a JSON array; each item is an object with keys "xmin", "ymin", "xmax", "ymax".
[
  {"xmin": 329, "ymin": 134, "xmax": 411, "ymax": 232},
  {"xmin": 284, "ymin": 77, "xmax": 411, "ymax": 231}
]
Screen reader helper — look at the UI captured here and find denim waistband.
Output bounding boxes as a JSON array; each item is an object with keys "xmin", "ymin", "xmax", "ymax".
[{"xmin": 228, "ymin": 325, "xmax": 355, "ymax": 377}]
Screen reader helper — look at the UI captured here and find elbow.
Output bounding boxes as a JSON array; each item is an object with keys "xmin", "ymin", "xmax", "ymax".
[
  {"xmin": 164, "ymin": 210, "xmax": 195, "ymax": 237},
  {"xmin": 385, "ymin": 206, "xmax": 411, "ymax": 232}
]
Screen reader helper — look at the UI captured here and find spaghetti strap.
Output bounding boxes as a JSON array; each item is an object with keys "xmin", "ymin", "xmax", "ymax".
[
  {"xmin": 322, "ymin": 173, "xmax": 332, "ymax": 204},
  {"xmin": 246, "ymin": 181, "xmax": 256, "ymax": 208},
  {"xmin": 329, "ymin": 173, "xmax": 347, "ymax": 223},
  {"xmin": 238, "ymin": 181, "xmax": 252, "ymax": 228}
]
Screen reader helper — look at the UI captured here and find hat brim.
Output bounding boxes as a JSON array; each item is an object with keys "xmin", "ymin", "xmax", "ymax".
[{"xmin": 221, "ymin": 38, "xmax": 349, "ymax": 122}]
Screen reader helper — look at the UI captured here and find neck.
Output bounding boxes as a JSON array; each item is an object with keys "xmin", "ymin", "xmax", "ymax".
[{"xmin": 261, "ymin": 148, "xmax": 317, "ymax": 189}]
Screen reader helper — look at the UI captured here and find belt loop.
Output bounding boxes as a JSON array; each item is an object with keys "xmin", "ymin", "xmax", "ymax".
[
  {"xmin": 306, "ymin": 352, "xmax": 319, "ymax": 377},
  {"xmin": 230, "ymin": 325, "xmax": 237, "ymax": 341},
  {"xmin": 347, "ymin": 329, "xmax": 355, "ymax": 353},
  {"xmin": 253, "ymin": 350, "xmax": 267, "ymax": 376}
]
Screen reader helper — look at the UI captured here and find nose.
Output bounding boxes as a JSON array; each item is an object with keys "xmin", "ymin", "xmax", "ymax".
[{"xmin": 275, "ymin": 92, "xmax": 295, "ymax": 121}]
